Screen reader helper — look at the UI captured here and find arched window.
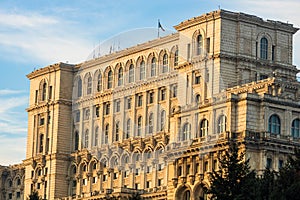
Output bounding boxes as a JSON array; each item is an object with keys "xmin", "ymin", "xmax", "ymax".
[
  {"xmin": 87, "ymin": 76, "xmax": 92, "ymax": 95},
  {"xmin": 115, "ymin": 122, "xmax": 120, "ymax": 142},
  {"xmin": 162, "ymin": 53, "xmax": 168, "ymax": 73},
  {"xmin": 291, "ymin": 118, "xmax": 300, "ymax": 138},
  {"xmin": 137, "ymin": 116, "xmax": 142, "ymax": 136},
  {"xmin": 97, "ymin": 73, "xmax": 102, "ymax": 92},
  {"xmin": 126, "ymin": 119, "xmax": 131, "ymax": 139},
  {"xmin": 77, "ymin": 77, "xmax": 82, "ymax": 97},
  {"xmin": 160, "ymin": 110, "xmax": 166, "ymax": 131},
  {"xmin": 182, "ymin": 123, "xmax": 191, "ymax": 141},
  {"xmin": 200, "ymin": 119, "xmax": 209, "ymax": 137},
  {"xmin": 148, "ymin": 113, "xmax": 154, "ymax": 134},
  {"xmin": 104, "ymin": 124, "xmax": 109, "ymax": 144},
  {"xmin": 218, "ymin": 115, "xmax": 227, "ymax": 134},
  {"xmin": 197, "ymin": 35, "xmax": 203, "ymax": 55},
  {"xmin": 174, "ymin": 49, "xmax": 179, "ymax": 66},
  {"xmin": 42, "ymin": 82, "xmax": 47, "ymax": 101},
  {"xmin": 140, "ymin": 60, "xmax": 145, "ymax": 80},
  {"xmin": 118, "ymin": 67, "xmax": 123, "ymax": 86},
  {"xmin": 260, "ymin": 37, "xmax": 268, "ymax": 60},
  {"xmin": 151, "ymin": 57, "xmax": 156, "ymax": 77},
  {"xmin": 268, "ymin": 114, "xmax": 280, "ymax": 134},
  {"xmin": 107, "ymin": 69, "xmax": 113, "ymax": 89},
  {"xmin": 84, "ymin": 129, "xmax": 89, "ymax": 148},
  {"xmin": 129, "ymin": 64, "xmax": 134, "ymax": 83},
  {"xmin": 94, "ymin": 127, "xmax": 99, "ymax": 146},
  {"xmin": 74, "ymin": 131, "xmax": 79, "ymax": 151}
]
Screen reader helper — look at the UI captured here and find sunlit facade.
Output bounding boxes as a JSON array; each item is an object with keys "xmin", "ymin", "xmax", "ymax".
[{"xmin": 1, "ymin": 9, "xmax": 300, "ymax": 200}]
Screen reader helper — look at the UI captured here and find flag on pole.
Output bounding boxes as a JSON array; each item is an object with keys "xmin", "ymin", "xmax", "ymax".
[{"xmin": 158, "ymin": 20, "xmax": 165, "ymax": 31}]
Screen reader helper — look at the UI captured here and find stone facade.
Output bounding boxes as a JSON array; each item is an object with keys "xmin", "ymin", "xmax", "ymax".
[{"xmin": 1, "ymin": 9, "xmax": 300, "ymax": 200}]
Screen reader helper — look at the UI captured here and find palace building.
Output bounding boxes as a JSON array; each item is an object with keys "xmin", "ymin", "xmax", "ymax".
[{"xmin": 1, "ymin": 9, "xmax": 300, "ymax": 200}]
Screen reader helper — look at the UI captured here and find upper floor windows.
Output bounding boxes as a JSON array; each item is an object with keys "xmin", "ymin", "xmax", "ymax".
[
  {"xmin": 268, "ymin": 114, "xmax": 280, "ymax": 134},
  {"xmin": 84, "ymin": 129, "xmax": 89, "ymax": 148},
  {"xmin": 139, "ymin": 60, "xmax": 146, "ymax": 80},
  {"xmin": 291, "ymin": 118, "xmax": 300, "ymax": 138},
  {"xmin": 107, "ymin": 69, "xmax": 113, "ymax": 89},
  {"xmin": 97, "ymin": 73, "xmax": 102, "ymax": 92},
  {"xmin": 42, "ymin": 82, "xmax": 47, "ymax": 101},
  {"xmin": 77, "ymin": 77, "xmax": 82, "ymax": 97},
  {"xmin": 87, "ymin": 76, "xmax": 92, "ymax": 95},
  {"xmin": 129, "ymin": 64, "xmax": 134, "ymax": 83},
  {"xmin": 260, "ymin": 37, "xmax": 268, "ymax": 60},
  {"xmin": 162, "ymin": 53, "xmax": 168, "ymax": 73},
  {"xmin": 218, "ymin": 115, "xmax": 227, "ymax": 134},
  {"xmin": 200, "ymin": 119, "xmax": 209, "ymax": 137},
  {"xmin": 174, "ymin": 49, "xmax": 179, "ymax": 66},
  {"xmin": 197, "ymin": 35, "xmax": 203, "ymax": 55},
  {"xmin": 182, "ymin": 123, "xmax": 191, "ymax": 141},
  {"xmin": 117, "ymin": 67, "xmax": 123, "ymax": 86},
  {"xmin": 137, "ymin": 116, "xmax": 142, "ymax": 136},
  {"xmin": 151, "ymin": 57, "xmax": 157, "ymax": 77}
]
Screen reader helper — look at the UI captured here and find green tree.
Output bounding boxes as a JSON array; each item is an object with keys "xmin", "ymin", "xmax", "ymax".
[
  {"xmin": 207, "ymin": 142, "xmax": 257, "ymax": 200},
  {"xmin": 128, "ymin": 193, "xmax": 143, "ymax": 200},
  {"xmin": 256, "ymin": 168, "xmax": 276, "ymax": 200},
  {"xmin": 272, "ymin": 147, "xmax": 300, "ymax": 200},
  {"xmin": 27, "ymin": 191, "xmax": 42, "ymax": 200}
]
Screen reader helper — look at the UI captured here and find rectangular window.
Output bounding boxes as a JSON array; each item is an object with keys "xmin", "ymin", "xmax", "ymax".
[
  {"xmin": 83, "ymin": 179, "xmax": 87, "ymax": 186},
  {"xmin": 158, "ymin": 163, "xmax": 164, "ymax": 171},
  {"xmin": 160, "ymin": 88, "xmax": 166, "ymax": 101},
  {"xmin": 195, "ymin": 75, "xmax": 201, "ymax": 84},
  {"xmin": 187, "ymin": 165, "xmax": 190, "ymax": 175},
  {"xmin": 178, "ymin": 166, "xmax": 182, "ymax": 176},
  {"xmin": 113, "ymin": 172, "xmax": 118, "ymax": 179},
  {"xmin": 279, "ymin": 160, "xmax": 284, "ymax": 169},
  {"xmin": 148, "ymin": 91, "xmax": 154, "ymax": 104},
  {"xmin": 9, "ymin": 193, "xmax": 12, "ymax": 200},
  {"xmin": 126, "ymin": 97, "xmax": 131, "ymax": 109},
  {"xmin": 171, "ymin": 84, "xmax": 177, "ymax": 98},
  {"xmin": 187, "ymin": 43, "xmax": 191, "ymax": 61},
  {"xmin": 206, "ymin": 38, "xmax": 210, "ymax": 53},
  {"xmin": 35, "ymin": 90, "xmax": 38, "ymax": 103},
  {"xmin": 158, "ymin": 179, "xmax": 163, "ymax": 186},
  {"xmin": 49, "ymin": 86, "xmax": 52, "ymax": 100},
  {"xmin": 16, "ymin": 192, "xmax": 21, "ymax": 199},
  {"xmin": 146, "ymin": 181, "xmax": 151, "ymax": 188},
  {"xmin": 146, "ymin": 166, "xmax": 152, "ymax": 173},
  {"xmin": 75, "ymin": 111, "xmax": 80, "ymax": 122},
  {"xmin": 204, "ymin": 161, "xmax": 209, "ymax": 172},
  {"xmin": 115, "ymin": 100, "xmax": 120, "ymax": 112},
  {"xmin": 48, "ymin": 112, "xmax": 51, "ymax": 124},
  {"xmin": 272, "ymin": 45, "xmax": 275, "ymax": 61},
  {"xmin": 195, "ymin": 163, "xmax": 199, "ymax": 174},
  {"xmin": 137, "ymin": 94, "xmax": 143, "ymax": 107},
  {"xmin": 102, "ymin": 174, "xmax": 107, "ymax": 181},
  {"xmin": 40, "ymin": 117, "xmax": 45, "ymax": 126},
  {"xmin": 135, "ymin": 168, "xmax": 140, "ymax": 175},
  {"xmin": 105, "ymin": 103, "xmax": 110, "ymax": 115},
  {"xmin": 135, "ymin": 183, "xmax": 140, "ymax": 190},
  {"xmin": 124, "ymin": 170, "xmax": 130, "ymax": 178},
  {"xmin": 92, "ymin": 176, "xmax": 97, "ymax": 184},
  {"xmin": 37, "ymin": 183, "xmax": 41, "ymax": 189},
  {"xmin": 45, "ymin": 167, "xmax": 48, "ymax": 175},
  {"xmin": 72, "ymin": 180, "xmax": 77, "ymax": 187},
  {"xmin": 95, "ymin": 106, "xmax": 100, "ymax": 118},
  {"xmin": 266, "ymin": 158, "xmax": 272, "ymax": 169}
]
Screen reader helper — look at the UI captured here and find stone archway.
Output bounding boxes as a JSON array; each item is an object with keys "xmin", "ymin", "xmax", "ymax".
[
  {"xmin": 193, "ymin": 183, "xmax": 208, "ymax": 200},
  {"xmin": 175, "ymin": 185, "xmax": 192, "ymax": 200}
]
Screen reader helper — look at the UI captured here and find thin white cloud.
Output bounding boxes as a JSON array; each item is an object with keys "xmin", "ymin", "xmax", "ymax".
[
  {"xmin": 0, "ymin": 10, "xmax": 92, "ymax": 64},
  {"xmin": 0, "ymin": 12, "xmax": 58, "ymax": 28},
  {"xmin": 0, "ymin": 136, "xmax": 26, "ymax": 165},
  {"xmin": 0, "ymin": 95, "xmax": 28, "ymax": 135},
  {"xmin": 0, "ymin": 89, "xmax": 25, "ymax": 96}
]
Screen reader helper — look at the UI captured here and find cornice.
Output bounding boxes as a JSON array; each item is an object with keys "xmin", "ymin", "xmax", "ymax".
[
  {"xmin": 174, "ymin": 10, "xmax": 221, "ymax": 31},
  {"xmin": 27, "ymin": 62, "xmax": 75, "ymax": 80},
  {"xmin": 80, "ymin": 33, "xmax": 180, "ymax": 69}
]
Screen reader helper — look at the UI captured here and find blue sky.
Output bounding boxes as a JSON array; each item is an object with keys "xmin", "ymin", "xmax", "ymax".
[{"xmin": 0, "ymin": 0, "xmax": 299, "ymax": 165}]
